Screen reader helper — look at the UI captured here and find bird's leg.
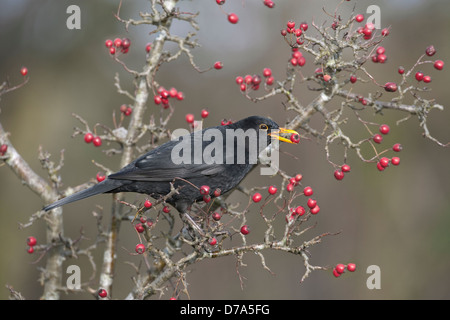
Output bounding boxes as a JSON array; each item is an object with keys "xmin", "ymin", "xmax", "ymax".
[{"xmin": 179, "ymin": 211, "xmax": 205, "ymax": 237}]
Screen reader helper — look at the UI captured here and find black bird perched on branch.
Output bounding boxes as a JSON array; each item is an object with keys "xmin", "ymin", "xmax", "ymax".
[{"xmin": 43, "ymin": 116, "xmax": 298, "ymax": 213}]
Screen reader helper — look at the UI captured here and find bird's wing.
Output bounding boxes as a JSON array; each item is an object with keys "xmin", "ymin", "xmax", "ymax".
[{"xmin": 108, "ymin": 134, "xmax": 228, "ymax": 182}]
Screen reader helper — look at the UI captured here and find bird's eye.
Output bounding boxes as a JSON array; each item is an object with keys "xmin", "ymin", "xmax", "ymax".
[{"xmin": 259, "ymin": 123, "xmax": 269, "ymax": 131}]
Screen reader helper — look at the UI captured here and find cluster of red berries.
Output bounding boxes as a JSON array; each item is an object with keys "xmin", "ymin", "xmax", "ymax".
[
  {"xmin": 333, "ymin": 164, "xmax": 351, "ymax": 181},
  {"xmin": 198, "ymin": 185, "xmax": 222, "ymax": 204},
  {"xmin": 154, "ymin": 86, "xmax": 184, "ymax": 109},
  {"xmin": 84, "ymin": 132, "xmax": 102, "ymax": 147},
  {"xmin": 371, "ymin": 124, "xmax": 402, "ymax": 172},
  {"xmin": 184, "ymin": 109, "xmax": 209, "ymax": 125},
  {"xmin": 333, "ymin": 263, "xmax": 356, "ymax": 277},
  {"xmin": 0, "ymin": 144, "xmax": 7, "ymax": 156},
  {"xmin": 289, "ymin": 48, "xmax": 306, "ymax": 68},
  {"xmin": 281, "ymin": 20, "xmax": 308, "ymax": 46},
  {"xmin": 105, "ymin": 37, "xmax": 131, "ymax": 55},
  {"xmin": 235, "ymin": 68, "xmax": 274, "ymax": 93},
  {"xmin": 372, "ymin": 46, "xmax": 388, "ymax": 64},
  {"xmin": 119, "ymin": 104, "xmax": 132, "ymax": 116},
  {"xmin": 134, "ymin": 215, "xmax": 154, "ymax": 233},
  {"xmin": 387, "ymin": 46, "xmax": 444, "ymax": 93},
  {"xmin": 355, "ymin": 21, "xmax": 389, "ymax": 40},
  {"xmin": 26, "ymin": 236, "xmax": 37, "ymax": 254}
]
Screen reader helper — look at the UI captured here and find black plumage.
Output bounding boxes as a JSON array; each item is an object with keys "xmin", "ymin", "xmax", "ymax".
[{"xmin": 43, "ymin": 116, "xmax": 298, "ymax": 213}]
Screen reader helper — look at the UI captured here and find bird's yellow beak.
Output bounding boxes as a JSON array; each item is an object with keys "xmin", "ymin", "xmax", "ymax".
[{"xmin": 268, "ymin": 127, "xmax": 299, "ymax": 144}]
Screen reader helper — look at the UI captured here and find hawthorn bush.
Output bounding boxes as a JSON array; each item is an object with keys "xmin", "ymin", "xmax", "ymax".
[{"xmin": 0, "ymin": 0, "xmax": 449, "ymax": 300}]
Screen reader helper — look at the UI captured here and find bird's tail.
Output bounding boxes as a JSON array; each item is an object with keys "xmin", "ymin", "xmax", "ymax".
[{"xmin": 43, "ymin": 179, "xmax": 121, "ymax": 211}]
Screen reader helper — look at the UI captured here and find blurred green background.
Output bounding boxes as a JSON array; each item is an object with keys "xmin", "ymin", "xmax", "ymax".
[{"xmin": 1, "ymin": 0, "xmax": 449, "ymax": 300}]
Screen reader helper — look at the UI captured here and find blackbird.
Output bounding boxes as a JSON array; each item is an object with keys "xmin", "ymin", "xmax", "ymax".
[{"xmin": 43, "ymin": 116, "xmax": 298, "ymax": 213}]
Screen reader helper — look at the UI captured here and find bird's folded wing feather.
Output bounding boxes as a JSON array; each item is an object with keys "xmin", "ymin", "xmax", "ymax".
[{"xmin": 108, "ymin": 136, "xmax": 227, "ymax": 182}]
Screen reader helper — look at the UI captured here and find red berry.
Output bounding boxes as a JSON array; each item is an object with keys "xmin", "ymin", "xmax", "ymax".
[
  {"xmin": 415, "ymin": 71, "xmax": 424, "ymax": 81},
  {"xmin": 27, "ymin": 236, "xmax": 37, "ymax": 247},
  {"xmin": 121, "ymin": 38, "xmax": 131, "ymax": 49},
  {"xmin": 373, "ymin": 134, "xmax": 383, "ymax": 144},
  {"xmin": 355, "ymin": 14, "xmax": 364, "ymax": 23},
  {"xmin": 203, "ymin": 194, "xmax": 211, "ymax": 203},
  {"xmin": 240, "ymin": 225, "xmax": 250, "ymax": 235},
  {"xmin": 398, "ymin": 66, "xmax": 405, "ymax": 75},
  {"xmin": 335, "ymin": 264, "xmax": 346, "ymax": 274},
  {"xmin": 154, "ymin": 95, "xmax": 162, "ymax": 105},
  {"xmin": 145, "ymin": 43, "xmax": 151, "ymax": 53},
  {"xmin": 263, "ymin": 68, "xmax": 272, "ymax": 77},
  {"xmin": 98, "ymin": 289, "xmax": 108, "ymax": 298},
  {"xmin": 376, "ymin": 161, "xmax": 385, "ymax": 172},
  {"xmin": 264, "ymin": 0, "xmax": 275, "ymax": 8},
  {"xmin": 27, "ymin": 246, "xmax": 35, "ymax": 254},
  {"xmin": 144, "ymin": 199, "xmax": 152, "ymax": 208},
  {"xmin": 212, "ymin": 212, "xmax": 222, "ymax": 221},
  {"xmin": 135, "ymin": 243, "xmax": 146, "ymax": 254},
  {"xmin": 235, "ymin": 76, "xmax": 244, "ymax": 85},
  {"xmin": 425, "ymin": 45, "xmax": 436, "ymax": 57},
  {"xmin": 163, "ymin": 206, "xmax": 170, "ymax": 213},
  {"xmin": 333, "ymin": 268, "xmax": 341, "ymax": 278},
  {"xmin": 268, "ymin": 185, "xmax": 278, "ymax": 195},
  {"xmin": 105, "ymin": 39, "xmax": 113, "ymax": 48},
  {"xmin": 295, "ymin": 174, "xmax": 303, "ymax": 182},
  {"xmin": 200, "ymin": 185, "xmax": 210, "ymax": 195},
  {"xmin": 201, "ymin": 109, "xmax": 209, "ymax": 119},
  {"xmin": 295, "ymin": 206, "xmax": 306, "ymax": 216},
  {"xmin": 303, "ymin": 186, "xmax": 313, "ymax": 196},
  {"xmin": 393, "ymin": 143, "xmax": 402, "ymax": 152},
  {"xmin": 290, "ymin": 133, "xmax": 301, "ymax": 144},
  {"xmin": 376, "ymin": 46, "xmax": 385, "ymax": 55},
  {"xmin": 176, "ymin": 91, "xmax": 184, "ymax": 101},
  {"xmin": 299, "ymin": 22, "xmax": 308, "ymax": 31},
  {"xmin": 0, "ymin": 144, "xmax": 8, "ymax": 155},
  {"xmin": 20, "ymin": 67, "xmax": 28, "ymax": 76},
  {"xmin": 423, "ymin": 75, "xmax": 431, "ymax": 83},
  {"xmin": 323, "ymin": 74, "xmax": 331, "ymax": 82},
  {"xmin": 287, "ymin": 20, "xmax": 296, "ymax": 29},
  {"xmin": 252, "ymin": 192, "xmax": 262, "ymax": 203},
  {"xmin": 384, "ymin": 82, "xmax": 398, "ymax": 92},
  {"xmin": 307, "ymin": 198, "xmax": 317, "ymax": 209},
  {"xmin": 341, "ymin": 164, "xmax": 351, "ymax": 172},
  {"xmin": 214, "ymin": 61, "xmax": 223, "ymax": 70},
  {"xmin": 216, "ymin": 0, "xmax": 225, "ymax": 4},
  {"xmin": 381, "ymin": 28, "xmax": 390, "ymax": 36},
  {"xmin": 391, "ymin": 156, "xmax": 400, "ymax": 166},
  {"xmin": 185, "ymin": 113, "xmax": 195, "ymax": 124},
  {"xmin": 379, "ymin": 124, "xmax": 390, "ymax": 135},
  {"xmin": 265, "ymin": 76, "xmax": 274, "ymax": 85},
  {"xmin": 310, "ymin": 205, "xmax": 320, "ymax": 215},
  {"xmin": 350, "ymin": 75, "xmax": 357, "ymax": 83},
  {"xmin": 334, "ymin": 170, "xmax": 345, "ymax": 180},
  {"xmin": 209, "ymin": 237, "xmax": 217, "ymax": 246},
  {"xmin": 434, "ymin": 60, "xmax": 444, "ymax": 70},
  {"xmin": 227, "ymin": 13, "xmax": 239, "ymax": 24},
  {"xmin": 135, "ymin": 223, "xmax": 145, "ymax": 233},
  {"xmin": 109, "ymin": 47, "xmax": 116, "ymax": 55},
  {"xmin": 93, "ymin": 136, "xmax": 102, "ymax": 147},
  {"xmin": 347, "ymin": 263, "xmax": 356, "ymax": 272},
  {"xmin": 139, "ymin": 216, "xmax": 147, "ymax": 223},
  {"xmin": 113, "ymin": 38, "xmax": 122, "ymax": 47},
  {"xmin": 379, "ymin": 157, "xmax": 390, "ymax": 168},
  {"xmin": 286, "ymin": 183, "xmax": 294, "ymax": 192},
  {"xmin": 213, "ymin": 188, "xmax": 221, "ymax": 197},
  {"xmin": 84, "ymin": 133, "xmax": 94, "ymax": 143},
  {"xmin": 96, "ymin": 172, "xmax": 106, "ymax": 182},
  {"xmin": 297, "ymin": 56, "xmax": 306, "ymax": 66},
  {"xmin": 377, "ymin": 54, "xmax": 387, "ymax": 64}
]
